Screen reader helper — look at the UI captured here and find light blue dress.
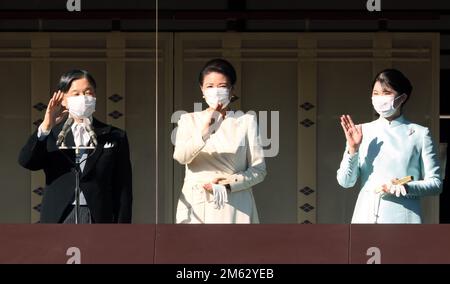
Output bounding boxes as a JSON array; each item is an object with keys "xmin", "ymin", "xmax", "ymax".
[{"xmin": 337, "ymin": 115, "xmax": 442, "ymax": 223}]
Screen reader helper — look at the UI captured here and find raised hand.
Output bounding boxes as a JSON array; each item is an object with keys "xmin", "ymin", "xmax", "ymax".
[
  {"xmin": 340, "ymin": 114, "xmax": 362, "ymax": 154},
  {"xmin": 201, "ymin": 103, "xmax": 224, "ymax": 139},
  {"xmin": 41, "ymin": 91, "xmax": 69, "ymax": 132}
]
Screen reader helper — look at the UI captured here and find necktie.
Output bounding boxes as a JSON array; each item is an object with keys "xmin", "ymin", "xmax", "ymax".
[
  {"xmin": 73, "ymin": 123, "xmax": 88, "ymax": 205},
  {"xmin": 74, "ymin": 124, "xmax": 86, "ymax": 147}
]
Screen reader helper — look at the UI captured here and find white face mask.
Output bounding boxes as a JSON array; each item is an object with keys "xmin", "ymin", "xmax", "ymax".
[
  {"xmin": 371, "ymin": 94, "xmax": 405, "ymax": 118},
  {"xmin": 67, "ymin": 95, "xmax": 96, "ymax": 119},
  {"xmin": 203, "ymin": 87, "xmax": 230, "ymax": 109}
]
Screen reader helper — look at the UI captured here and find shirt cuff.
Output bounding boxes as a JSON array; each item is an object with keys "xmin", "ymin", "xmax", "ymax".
[{"xmin": 37, "ymin": 124, "xmax": 51, "ymax": 141}]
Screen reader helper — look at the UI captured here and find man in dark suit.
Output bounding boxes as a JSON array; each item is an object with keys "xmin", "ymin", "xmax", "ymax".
[{"xmin": 19, "ymin": 70, "xmax": 132, "ymax": 223}]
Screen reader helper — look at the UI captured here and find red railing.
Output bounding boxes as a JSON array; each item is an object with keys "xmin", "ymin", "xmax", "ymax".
[{"xmin": 0, "ymin": 224, "xmax": 449, "ymax": 264}]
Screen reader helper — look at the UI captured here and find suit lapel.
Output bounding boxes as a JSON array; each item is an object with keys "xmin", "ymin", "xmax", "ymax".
[
  {"xmin": 64, "ymin": 130, "xmax": 76, "ymax": 148},
  {"xmin": 81, "ymin": 118, "xmax": 111, "ymax": 178}
]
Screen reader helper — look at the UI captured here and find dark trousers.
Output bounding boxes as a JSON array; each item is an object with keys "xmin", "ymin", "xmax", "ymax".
[{"xmin": 62, "ymin": 205, "xmax": 92, "ymax": 224}]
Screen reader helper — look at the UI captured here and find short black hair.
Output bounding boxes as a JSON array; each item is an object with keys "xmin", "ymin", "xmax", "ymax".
[
  {"xmin": 198, "ymin": 58, "xmax": 237, "ymax": 87},
  {"xmin": 372, "ymin": 69, "xmax": 413, "ymax": 106},
  {"xmin": 57, "ymin": 69, "xmax": 97, "ymax": 93}
]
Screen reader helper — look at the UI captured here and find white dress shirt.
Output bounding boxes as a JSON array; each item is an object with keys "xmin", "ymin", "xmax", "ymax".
[{"xmin": 37, "ymin": 120, "xmax": 91, "ymax": 205}]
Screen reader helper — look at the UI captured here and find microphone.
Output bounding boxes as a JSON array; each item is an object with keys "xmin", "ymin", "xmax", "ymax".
[
  {"xmin": 83, "ymin": 118, "xmax": 97, "ymax": 147},
  {"xmin": 56, "ymin": 116, "xmax": 74, "ymax": 146}
]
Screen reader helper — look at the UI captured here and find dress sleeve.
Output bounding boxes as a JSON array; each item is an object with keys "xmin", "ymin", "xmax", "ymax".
[
  {"xmin": 173, "ymin": 114, "xmax": 207, "ymax": 165},
  {"xmin": 405, "ymin": 127, "xmax": 442, "ymax": 196},
  {"xmin": 228, "ymin": 114, "xmax": 267, "ymax": 192},
  {"xmin": 336, "ymin": 147, "xmax": 360, "ymax": 189}
]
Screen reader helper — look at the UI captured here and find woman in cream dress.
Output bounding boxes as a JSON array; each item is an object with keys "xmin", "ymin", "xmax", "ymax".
[{"xmin": 173, "ymin": 59, "xmax": 266, "ymax": 224}]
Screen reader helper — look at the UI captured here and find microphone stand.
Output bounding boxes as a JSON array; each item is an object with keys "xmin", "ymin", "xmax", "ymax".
[{"xmin": 59, "ymin": 142, "xmax": 95, "ymax": 224}]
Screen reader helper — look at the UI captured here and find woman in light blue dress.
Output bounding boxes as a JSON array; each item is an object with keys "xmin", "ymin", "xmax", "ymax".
[{"xmin": 337, "ymin": 69, "xmax": 442, "ymax": 223}]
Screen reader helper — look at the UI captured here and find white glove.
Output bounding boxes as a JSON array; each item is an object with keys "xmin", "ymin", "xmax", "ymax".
[
  {"xmin": 212, "ymin": 184, "xmax": 228, "ymax": 209},
  {"xmin": 388, "ymin": 183, "xmax": 407, "ymax": 197}
]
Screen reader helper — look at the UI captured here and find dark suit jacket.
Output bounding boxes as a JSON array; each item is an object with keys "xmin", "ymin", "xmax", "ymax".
[{"xmin": 18, "ymin": 118, "xmax": 133, "ymax": 223}]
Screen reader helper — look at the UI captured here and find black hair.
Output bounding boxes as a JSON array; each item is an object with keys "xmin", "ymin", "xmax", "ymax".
[
  {"xmin": 56, "ymin": 69, "xmax": 97, "ymax": 93},
  {"xmin": 198, "ymin": 58, "xmax": 237, "ymax": 87},
  {"xmin": 372, "ymin": 69, "xmax": 413, "ymax": 106}
]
